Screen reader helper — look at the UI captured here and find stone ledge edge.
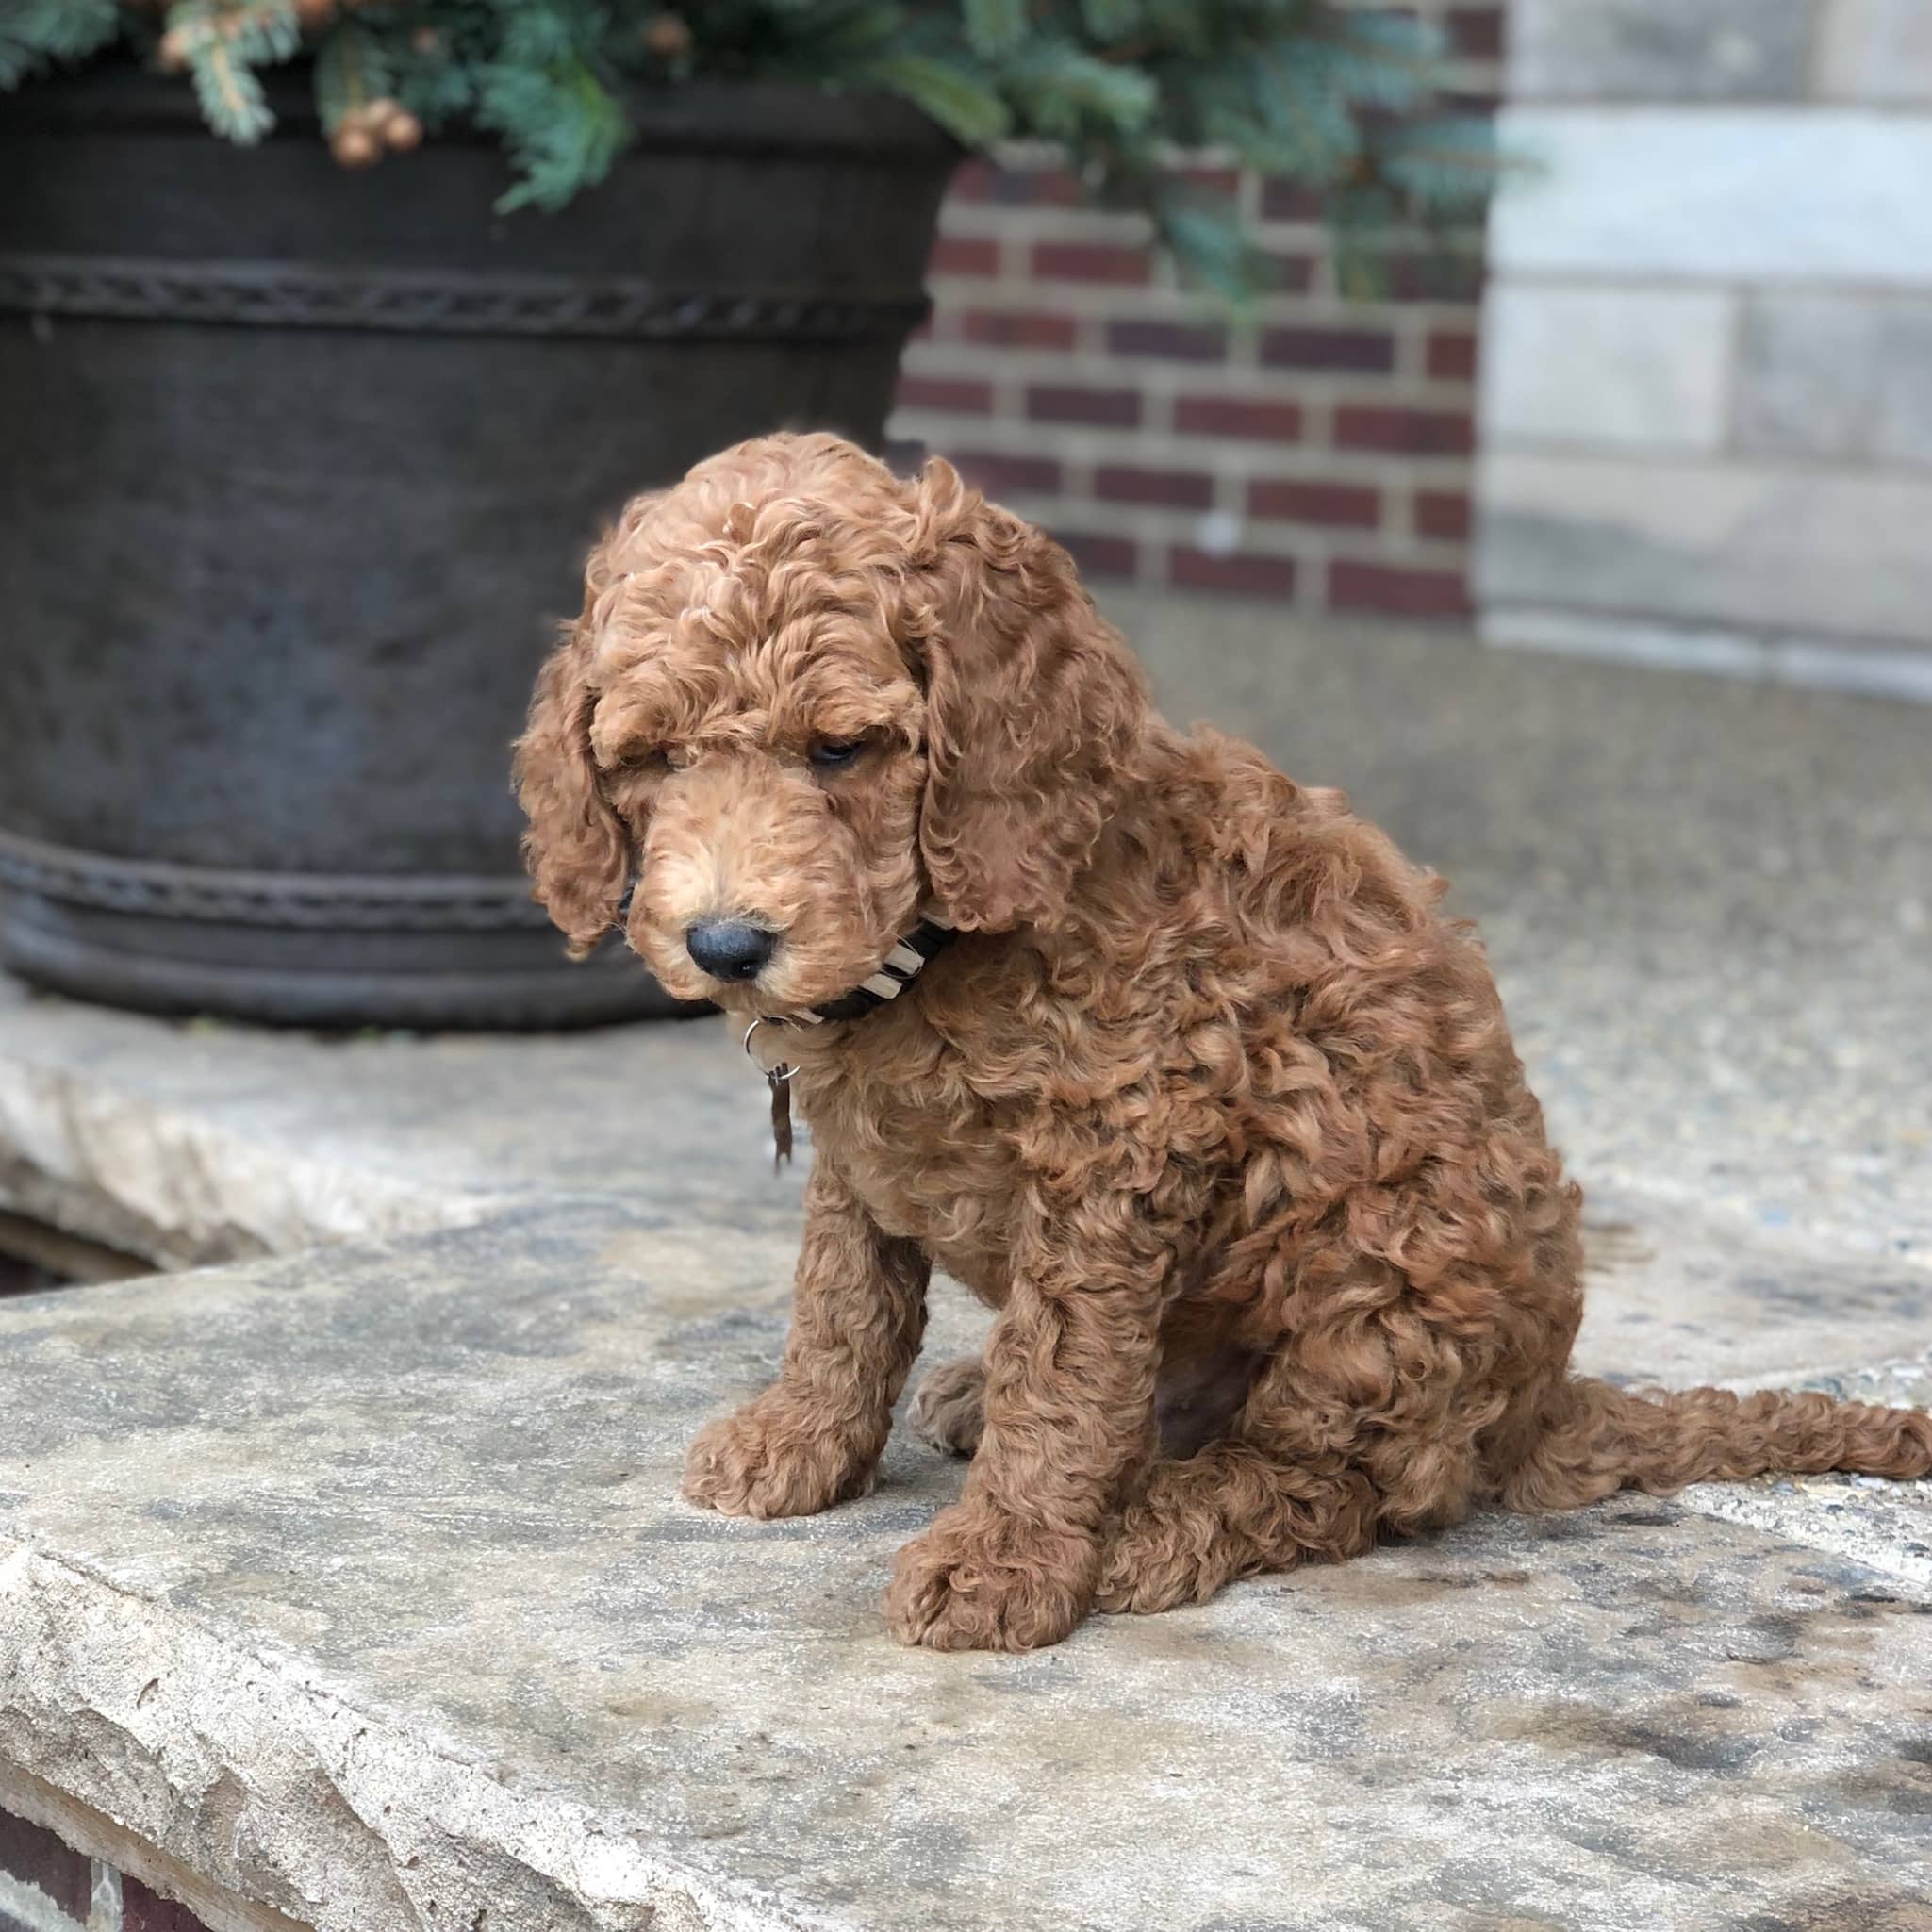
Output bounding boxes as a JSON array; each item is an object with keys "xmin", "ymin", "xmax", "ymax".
[
  {"xmin": 0, "ymin": 1055, "xmax": 496, "ymax": 1270},
  {"xmin": 0, "ymin": 1542, "xmax": 844, "ymax": 1932}
]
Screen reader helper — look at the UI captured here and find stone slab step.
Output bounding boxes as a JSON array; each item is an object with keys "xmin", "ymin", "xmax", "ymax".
[{"xmin": 0, "ymin": 1206, "xmax": 1926, "ymax": 1932}]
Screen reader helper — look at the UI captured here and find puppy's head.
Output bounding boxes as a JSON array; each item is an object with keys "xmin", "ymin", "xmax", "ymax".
[{"xmin": 514, "ymin": 433, "xmax": 1148, "ymax": 1014}]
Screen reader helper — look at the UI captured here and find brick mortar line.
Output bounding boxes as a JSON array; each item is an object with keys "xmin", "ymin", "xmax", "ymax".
[
  {"xmin": 988, "ymin": 371, "xmax": 1028, "ymax": 423},
  {"xmin": 901, "ymin": 344, "xmax": 1478, "ymax": 401},
  {"xmin": 892, "ymin": 413, "xmax": 1477, "ymax": 466},
  {"xmin": 955, "ymin": 133, "xmax": 1483, "ymax": 173},
  {"xmin": 943, "ymin": 209, "xmax": 1491, "ymax": 239},
  {"xmin": 994, "ymin": 491, "xmax": 1470, "ymax": 562},
  {"xmin": 940, "ymin": 207, "xmax": 1156, "ymax": 247},
  {"xmin": 898, "ymin": 457, "xmax": 1477, "ymax": 503},
  {"xmin": 906, "ymin": 360, "xmax": 1478, "ymax": 399},
  {"xmin": 1395, "ymin": 321, "xmax": 1433, "ymax": 383},
  {"xmin": 921, "ymin": 282, "xmax": 1484, "ymax": 329},
  {"xmin": 0, "ymin": 1867, "xmax": 89, "ymax": 1932},
  {"xmin": 890, "ymin": 412, "xmax": 1478, "ymax": 481},
  {"xmin": 915, "ymin": 310, "xmax": 1480, "ymax": 342},
  {"xmin": 90, "ymin": 1868, "xmax": 120, "ymax": 1932},
  {"xmin": 938, "ymin": 206, "xmax": 1489, "ymax": 243},
  {"xmin": 905, "ymin": 372, "xmax": 1478, "ymax": 411},
  {"xmin": 912, "ymin": 339, "xmax": 1478, "ymax": 379},
  {"xmin": 936, "ymin": 206, "xmax": 1490, "ymax": 255}
]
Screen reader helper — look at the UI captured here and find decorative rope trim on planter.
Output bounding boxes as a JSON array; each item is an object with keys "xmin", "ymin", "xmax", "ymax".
[
  {"xmin": 0, "ymin": 827, "xmax": 555, "ymax": 932},
  {"xmin": 0, "ymin": 256, "xmax": 932, "ymax": 344}
]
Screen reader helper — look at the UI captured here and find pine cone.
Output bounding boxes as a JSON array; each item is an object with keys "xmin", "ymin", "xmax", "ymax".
[
  {"xmin": 385, "ymin": 110, "xmax": 423, "ymax": 153},
  {"xmin": 331, "ymin": 122, "xmax": 381, "ymax": 169},
  {"xmin": 643, "ymin": 13, "xmax": 692, "ymax": 58}
]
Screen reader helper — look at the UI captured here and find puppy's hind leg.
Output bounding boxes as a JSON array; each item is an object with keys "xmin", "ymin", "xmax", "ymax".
[
  {"xmin": 1094, "ymin": 1441, "xmax": 1378, "ymax": 1615},
  {"xmin": 909, "ymin": 1354, "xmax": 985, "ymax": 1458},
  {"xmin": 1095, "ymin": 1329, "xmax": 1382, "ymax": 1615}
]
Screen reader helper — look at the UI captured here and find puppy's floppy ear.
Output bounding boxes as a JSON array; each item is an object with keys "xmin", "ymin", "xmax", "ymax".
[
  {"xmin": 901, "ymin": 457, "xmax": 1149, "ymax": 933},
  {"xmin": 512, "ymin": 610, "xmax": 628, "ymax": 960}
]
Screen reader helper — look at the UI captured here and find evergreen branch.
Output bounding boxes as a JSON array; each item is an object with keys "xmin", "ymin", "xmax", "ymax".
[
  {"xmin": 1, "ymin": 0, "xmax": 1504, "ymax": 295},
  {"xmin": 190, "ymin": 35, "xmax": 274, "ymax": 140},
  {"xmin": 162, "ymin": 0, "xmax": 297, "ymax": 142},
  {"xmin": 479, "ymin": 50, "xmax": 629, "ymax": 212},
  {"xmin": 860, "ymin": 50, "xmax": 1010, "ymax": 144},
  {"xmin": 315, "ymin": 17, "xmax": 390, "ymax": 131},
  {"xmin": 1079, "ymin": 0, "xmax": 1140, "ymax": 43},
  {"xmin": 962, "ymin": 0, "xmax": 1026, "ymax": 60},
  {"xmin": 0, "ymin": 0, "xmax": 124, "ymax": 89}
]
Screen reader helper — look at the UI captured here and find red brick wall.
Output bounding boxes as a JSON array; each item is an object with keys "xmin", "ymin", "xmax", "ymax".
[
  {"xmin": 887, "ymin": 2, "xmax": 1505, "ymax": 617},
  {"xmin": 0, "ymin": 1806, "xmax": 228, "ymax": 1932}
]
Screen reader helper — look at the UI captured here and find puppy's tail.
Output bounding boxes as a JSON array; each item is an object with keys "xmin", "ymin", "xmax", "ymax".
[{"xmin": 1500, "ymin": 1376, "xmax": 1932, "ymax": 1513}]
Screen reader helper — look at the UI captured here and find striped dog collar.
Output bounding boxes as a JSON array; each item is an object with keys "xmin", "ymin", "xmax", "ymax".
[
  {"xmin": 608, "ymin": 885, "xmax": 954, "ymax": 1025},
  {"xmin": 792, "ymin": 915, "xmax": 957, "ymax": 1025},
  {"xmin": 740, "ymin": 913, "xmax": 956, "ymax": 1169}
]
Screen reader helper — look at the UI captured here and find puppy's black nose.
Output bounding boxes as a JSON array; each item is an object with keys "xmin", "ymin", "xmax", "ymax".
[{"xmin": 685, "ymin": 919, "xmax": 777, "ymax": 983}]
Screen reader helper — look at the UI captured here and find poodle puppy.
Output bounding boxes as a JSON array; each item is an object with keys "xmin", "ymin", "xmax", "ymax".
[{"xmin": 515, "ymin": 432, "xmax": 1931, "ymax": 1652}]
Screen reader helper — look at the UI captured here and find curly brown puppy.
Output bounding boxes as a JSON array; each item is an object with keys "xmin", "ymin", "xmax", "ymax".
[{"xmin": 516, "ymin": 431, "xmax": 1932, "ymax": 1652}]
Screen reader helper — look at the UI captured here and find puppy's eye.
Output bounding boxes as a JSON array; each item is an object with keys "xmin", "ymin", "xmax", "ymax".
[
  {"xmin": 611, "ymin": 747, "xmax": 673, "ymax": 776},
  {"xmin": 808, "ymin": 737, "xmax": 867, "ymax": 771}
]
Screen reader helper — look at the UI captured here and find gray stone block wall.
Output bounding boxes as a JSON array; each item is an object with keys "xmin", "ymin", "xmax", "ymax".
[
  {"xmin": 1510, "ymin": 0, "xmax": 1818, "ymax": 102},
  {"xmin": 1822, "ymin": 0, "xmax": 1932, "ymax": 104},
  {"xmin": 1513, "ymin": 0, "xmax": 1932, "ymax": 104},
  {"xmin": 1477, "ymin": 0, "xmax": 1932, "ymax": 693},
  {"xmin": 1736, "ymin": 294, "xmax": 1932, "ymax": 468}
]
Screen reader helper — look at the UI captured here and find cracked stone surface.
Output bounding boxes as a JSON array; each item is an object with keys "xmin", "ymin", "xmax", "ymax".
[
  {"xmin": 0, "ymin": 602, "xmax": 1927, "ymax": 1930},
  {"xmin": 0, "ymin": 1207, "xmax": 1929, "ymax": 1932}
]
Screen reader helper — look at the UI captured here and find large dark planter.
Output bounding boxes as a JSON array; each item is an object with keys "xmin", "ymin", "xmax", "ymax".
[{"xmin": 0, "ymin": 65, "xmax": 956, "ymax": 1027}]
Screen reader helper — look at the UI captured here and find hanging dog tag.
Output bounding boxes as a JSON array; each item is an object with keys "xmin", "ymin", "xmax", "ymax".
[
  {"xmin": 744, "ymin": 1019, "xmax": 796, "ymax": 1171},
  {"xmin": 768, "ymin": 1065, "xmax": 794, "ymax": 1169}
]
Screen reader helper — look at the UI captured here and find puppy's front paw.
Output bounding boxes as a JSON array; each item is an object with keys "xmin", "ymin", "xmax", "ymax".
[
  {"xmin": 681, "ymin": 1397, "xmax": 876, "ymax": 1520},
  {"xmin": 883, "ymin": 1503, "xmax": 1098, "ymax": 1651}
]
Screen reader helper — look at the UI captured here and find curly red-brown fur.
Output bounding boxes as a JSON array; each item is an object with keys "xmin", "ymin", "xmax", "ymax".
[{"xmin": 517, "ymin": 432, "xmax": 1932, "ymax": 1652}]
